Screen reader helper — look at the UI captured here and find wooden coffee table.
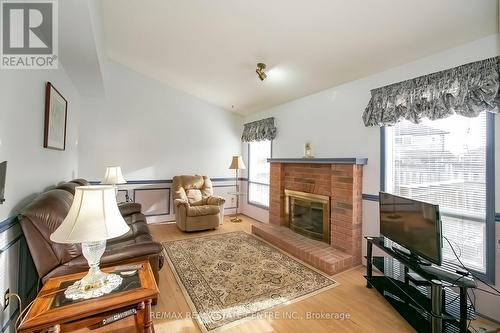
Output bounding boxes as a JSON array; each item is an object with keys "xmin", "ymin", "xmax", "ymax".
[{"xmin": 18, "ymin": 260, "xmax": 159, "ymax": 333}]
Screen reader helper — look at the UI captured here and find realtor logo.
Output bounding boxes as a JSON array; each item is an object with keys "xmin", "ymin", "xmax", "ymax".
[{"xmin": 1, "ymin": 0, "xmax": 58, "ymax": 69}]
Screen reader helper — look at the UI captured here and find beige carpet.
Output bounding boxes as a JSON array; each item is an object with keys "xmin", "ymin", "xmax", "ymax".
[{"xmin": 163, "ymin": 231, "xmax": 338, "ymax": 332}]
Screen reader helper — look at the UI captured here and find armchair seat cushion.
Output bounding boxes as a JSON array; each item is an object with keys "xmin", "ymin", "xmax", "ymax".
[{"xmin": 187, "ymin": 205, "xmax": 220, "ymax": 217}]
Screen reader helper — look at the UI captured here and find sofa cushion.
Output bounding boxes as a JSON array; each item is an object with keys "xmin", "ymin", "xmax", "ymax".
[
  {"xmin": 107, "ymin": 218, "xmax": 151, "ymax": 245},
  {"xmin": 187, "ymin": 205, "xmax": 220, "ymax": 217},
  {"xmin": 54, "ymin": 182, "xmax": 80, "ymax": 195},
  {"xmin": 70, "ymin": 179, "xmax": 90, "ymax": 186},
  {"xmin": 54, "ymin": 179, "xmax": 90, "ymax": 195}
]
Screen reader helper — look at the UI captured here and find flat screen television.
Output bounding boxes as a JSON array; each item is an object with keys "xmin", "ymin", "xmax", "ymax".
[{"xmin": 379, "ymin": 192, "xmax": 442, "ymax": 265}]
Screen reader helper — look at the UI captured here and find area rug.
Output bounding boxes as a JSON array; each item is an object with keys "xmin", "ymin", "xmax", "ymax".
[{"xmin": 162, "ymin": 231, "xmax": 338, "ymax": 332}]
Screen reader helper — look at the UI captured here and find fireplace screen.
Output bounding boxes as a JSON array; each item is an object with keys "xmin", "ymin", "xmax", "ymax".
[{"xmin": 285, "ymin": 190, "xmax": 330, "ymax": 244}]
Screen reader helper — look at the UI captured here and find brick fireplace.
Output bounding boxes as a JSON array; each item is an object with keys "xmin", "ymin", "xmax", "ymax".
[{"xmin": 252, "ymin": 158, "xmax": 367, "ymax": 275}]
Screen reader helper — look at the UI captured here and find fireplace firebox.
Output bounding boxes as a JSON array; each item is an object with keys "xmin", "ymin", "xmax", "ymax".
[{"xmin": 284, "ymin": 189, "xmax": 330, "ymax": 244}]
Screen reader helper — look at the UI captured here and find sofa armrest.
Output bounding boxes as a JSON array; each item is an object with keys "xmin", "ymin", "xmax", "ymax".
[
  {"xmin": 118, "ymin": 202, "xmax": 142, "ymax": 216},
  {"xmin": 67, "ymin": 242, "xmax": 164, "ymax": 268},
  {"xmin": 205, "ymin": 196, "xmax": 225, "ymax": 206}
]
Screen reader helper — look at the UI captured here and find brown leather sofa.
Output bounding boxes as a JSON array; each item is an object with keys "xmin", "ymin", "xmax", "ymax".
[
  {"xmin": 18, "ymin": 179, "xmax": 164, "ymax": 286},
  {"xmin": 172, "ymin": 175, "xmax": 225, "ymax": 231}
]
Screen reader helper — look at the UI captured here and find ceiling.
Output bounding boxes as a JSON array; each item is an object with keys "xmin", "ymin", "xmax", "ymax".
[{"xmin": 101, "ymin": 0, "xmax": 497, "ymax": 115}]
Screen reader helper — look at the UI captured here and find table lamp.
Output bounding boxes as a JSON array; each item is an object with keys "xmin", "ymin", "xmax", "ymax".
[
  {"xmin": 228, "ymin": 155, "xmax": 246, "ymax": 223},
  {"xmin": 101, "ymin": 166, "xmax": 127, "ymax": 196},
  {"xmin": 50, "ymin": 185, "xmax": 130, "ymax": 300}
]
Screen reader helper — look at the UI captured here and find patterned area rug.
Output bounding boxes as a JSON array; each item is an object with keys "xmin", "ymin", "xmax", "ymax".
[{"xmin": 163, "ymin": 231, "xmax": 338, "ymax": 332}]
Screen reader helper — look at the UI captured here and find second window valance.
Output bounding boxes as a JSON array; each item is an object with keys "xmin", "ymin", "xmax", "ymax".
[
  {"xmin": 362, "ymin": 57, "xmax": 500, "ymax": 127},
  {"xmin": 241, "ymin": 117, "xmax": 277, "ymax": 142}
]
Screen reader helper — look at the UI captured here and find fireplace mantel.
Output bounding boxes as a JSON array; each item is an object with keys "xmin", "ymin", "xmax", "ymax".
[{"xmin": 267, "ymin": 157, "xmax": 368, "ymax": 165}]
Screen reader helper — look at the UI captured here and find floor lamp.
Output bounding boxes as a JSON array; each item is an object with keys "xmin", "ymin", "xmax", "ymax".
[{"xmin": 229, "ymin": 155, "xmax": 246, "ymax": 223}]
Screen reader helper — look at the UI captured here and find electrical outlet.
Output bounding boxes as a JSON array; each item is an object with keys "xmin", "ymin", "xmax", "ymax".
[{"xmin": 3, "ymin": 289, "xmax": 9, "ymax": 310}]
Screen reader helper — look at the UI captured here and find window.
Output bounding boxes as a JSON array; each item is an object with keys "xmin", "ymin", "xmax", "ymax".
[
  {"xmin": 248, "ymin": 140, "xmax": 271, "ymax": 208},
  {"xmin": 383, "ymin": 112, "xmax": 494, "ymax": 276}
]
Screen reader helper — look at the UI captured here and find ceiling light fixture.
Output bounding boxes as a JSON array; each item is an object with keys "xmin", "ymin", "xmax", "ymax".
[{"xmin": 256, "ymin": 63, "xmax": 267, "ymax": 81}]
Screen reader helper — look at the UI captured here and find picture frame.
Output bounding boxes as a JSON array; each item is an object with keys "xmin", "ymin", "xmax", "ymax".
[{"xmin": 44, "ymin": 82, "xmax": 68, "ymax": 150}]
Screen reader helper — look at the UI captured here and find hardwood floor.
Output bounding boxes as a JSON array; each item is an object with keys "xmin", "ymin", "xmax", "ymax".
[{"xmin": 149, "ymin": 216, "xmax": 498, "ymax": 333}]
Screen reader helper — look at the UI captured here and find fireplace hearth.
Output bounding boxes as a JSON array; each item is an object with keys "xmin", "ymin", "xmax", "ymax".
[{"xmin": 285, "ymin": 189, "xmax": 330, "ymax": 244}]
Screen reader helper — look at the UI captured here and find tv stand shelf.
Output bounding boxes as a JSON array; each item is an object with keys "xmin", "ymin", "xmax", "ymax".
[{"xmin": 365, "ymin": 237, "xmax": 476, "ymax": 333}]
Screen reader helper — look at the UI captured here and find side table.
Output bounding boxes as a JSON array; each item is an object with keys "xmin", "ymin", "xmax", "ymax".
[{"xmin": 17, "ymin": 260, "xmax": 159, "ymax": 333}]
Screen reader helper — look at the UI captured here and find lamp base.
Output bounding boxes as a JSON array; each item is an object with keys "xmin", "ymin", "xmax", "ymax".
[
  {"xmin": 64, "ymin": 271, "xmax": 122, "ymax": 300},
  {"xmin": 230, "ymin": 216, "xmax": 243, "ymax": 223},
  {"xmin": 64, "ymin": 241, "xmax": 122, "ymax": 300}
]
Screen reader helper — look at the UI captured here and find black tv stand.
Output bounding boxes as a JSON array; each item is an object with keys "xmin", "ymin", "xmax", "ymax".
[{"xmin": 365, "ymin": 236, "xmax": 476, "ymax": 333}]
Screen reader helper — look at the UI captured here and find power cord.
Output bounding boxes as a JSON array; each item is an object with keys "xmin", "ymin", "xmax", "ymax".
[
  {"xmin": 443, "ymin": 237, "xmax": 476, "ymax": 332},
  {"xmin": 443, "ymin": 236, "xmax": 500, "ymax": 333},
  {"xmin": 5, "ymin": 292, "xmax": 21, "ymax": 313},
  {"xmin": 5, "ymin": 292, "xmax": 36, "ymax": 333},
  {"xmin": 445, "ymin": 274, "xmax": 467, "ymax": 305},
  {"xmin": 443, "ymin": 236, "xmax": 500, "ymax": 296}
]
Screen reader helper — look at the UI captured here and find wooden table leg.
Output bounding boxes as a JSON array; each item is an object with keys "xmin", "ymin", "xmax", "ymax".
[{"xmin": 143, "ymin": 299, "xmax": 153, "ymax": 333}]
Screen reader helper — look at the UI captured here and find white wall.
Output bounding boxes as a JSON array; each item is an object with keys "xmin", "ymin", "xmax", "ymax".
[
  {"xmin": 241, "ymin": 34, "xmax": 500, "ymax": 320},
  {"xmin": 0, "ymin": 65, "xmax": 80, "ymax": 332},
  {"xmin": 0, "ymin": 66, "xmax": 81, "ymax": 221},
  {"xmin": 78, "ymin": 60, "xmax": 243, "ymax": 182}
]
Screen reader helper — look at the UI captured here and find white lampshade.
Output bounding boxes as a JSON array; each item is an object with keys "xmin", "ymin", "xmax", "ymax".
[
  {"xmin": 50, "ymin": 186, "xmax": 130, "ymax": 243},
  {"xmin": 229, "ymin": 155, "xmax": 246, "ymax": 170},
  {"xmin": 101, "ymin": 166, "xmax": 126, "ymax": 185}
]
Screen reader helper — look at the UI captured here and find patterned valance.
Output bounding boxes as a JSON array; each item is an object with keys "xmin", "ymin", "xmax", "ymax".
[
  {"xmin": 241, "ymin": 117, "xmax": 277, "ymax": 142},
  {"xmin": 363, "ymin": 57, "xmax": 500, "ymax": 127}
]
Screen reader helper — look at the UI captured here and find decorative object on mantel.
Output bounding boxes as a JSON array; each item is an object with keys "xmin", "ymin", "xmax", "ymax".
[
  {"xmin": 44, "ymin": 82, "xmax": 68, "ymax": 150},
  {"xmin": 163, "ymin": 232, "xmax": 338, "ymax": 332},
  {"xmin": 363, "ymin": 57, "xmax": 500, "ymax": 127},
  {"xmin": 228, "ymin": 155, "xmax": 246, "ymax": 223},
  {"xmin": 304, "ymin": 142, "xmax": 314, "ymax": 158},
  {"xmin": 241, "ymin": 117, "xmax": 277, "ymax": 142},
  {"xmin": 50, "ymin": 185, "xmax": 130, "ymax": 300}
]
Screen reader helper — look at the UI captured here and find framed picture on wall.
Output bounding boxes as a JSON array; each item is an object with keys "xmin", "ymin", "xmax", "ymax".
[{"xmin": 44, "ymin": 82, "xmax": 68, "ymax": 150}]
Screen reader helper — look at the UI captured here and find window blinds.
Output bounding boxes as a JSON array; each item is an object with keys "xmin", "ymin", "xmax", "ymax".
[
  {"xmin": 248, "ymin": 140, "xmax": 271, "ymax": 207},
  {"xmin": 385, "ymin": 112, "xmax": 487, "ymax": 272}
]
